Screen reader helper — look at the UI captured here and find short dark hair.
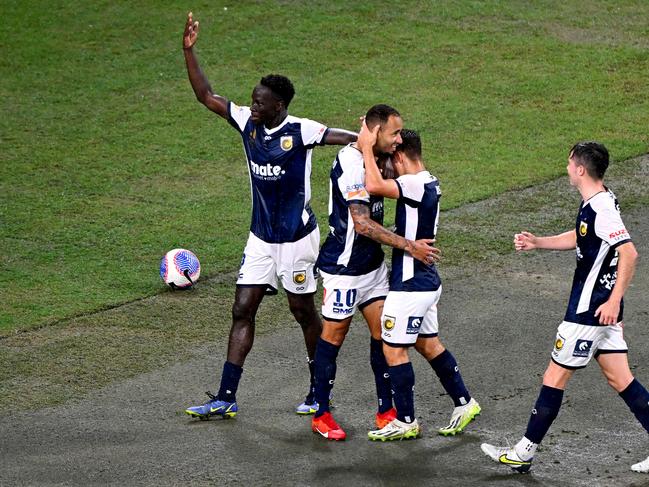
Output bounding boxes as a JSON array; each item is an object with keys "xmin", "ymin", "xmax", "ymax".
[
  {"xmin": 365, "ymin": 104, "xmax": 400, "ymax": 129},
  {"xmin": 569, "ymin": 141, "xmax": 609, "ymax": 179},
  {"xmin": 260, "ymin": 74, "xmax": 295, "ymax": 107},
  {"xmin": 395, "ymin": 129, "xmax": 422, "ymax": 160}
]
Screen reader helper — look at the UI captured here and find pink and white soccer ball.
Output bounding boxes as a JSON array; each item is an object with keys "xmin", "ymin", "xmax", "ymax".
[{"xmin": 160, "ymin": 248, "xmax": 201, "ymax": 289}]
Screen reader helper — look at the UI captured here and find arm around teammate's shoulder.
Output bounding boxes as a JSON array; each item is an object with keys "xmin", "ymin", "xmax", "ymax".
[
  {"xmin": 357, "ymin": 121, "xmax": 399, "ymax": 199},
  {"xmin": 182, "ymin": 12, "xmax": 229, "ymax": 118},
  {"xmin": 323, "ymin": 128, "xmax": 357, "ymax": 146}
]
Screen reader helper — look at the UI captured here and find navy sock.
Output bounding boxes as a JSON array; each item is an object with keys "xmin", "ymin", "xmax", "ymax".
[
  {"xmin": 619, "ymin": 378, "xmax": 649, "ymax": 433},
  {"xmin": 524, "ymin": 385, "xmax": 563, "ymax": 444},
  {"xmin": 370, "ymin": 338, "xmax": 393, "ymax": 413},
  {"xmin": 429, "ymin": 350, "xmax": 471, "ymax": 407},
  {"xmin": 314, "ymin": 337, "xmax": 340, "ymax": 418},
  {"xmin": 217, "ymin": 361, "xmax": 243, "ymax": 403},
  {"xmin": 389, "ymin": 362, "xmax": 415, "ymax": 423}
]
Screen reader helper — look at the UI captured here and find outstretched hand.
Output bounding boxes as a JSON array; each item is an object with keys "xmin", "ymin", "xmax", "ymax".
[
  {"xmin": 514, "ymin": 231, "xmax": 537, "ymax": 251},
  {"xmin": 356, "ymin": 119, "xmax": 379, "ymax": 151},
  {"xmin": 183, "ymin": 12, "xmax": 199, "ymax": 49},
  {"xmin": 407, "ymin": 239, "xmax": 441, "ymax": 265}
]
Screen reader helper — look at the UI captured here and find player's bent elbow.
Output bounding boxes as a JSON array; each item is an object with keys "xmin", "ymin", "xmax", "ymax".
[
  {"xmin": 364, "ymin": 181, "xmax": 381, "ymax": 195},
  {"xmin": 352, "ymin": 219, "xmax": 371, "ymax": 237}
]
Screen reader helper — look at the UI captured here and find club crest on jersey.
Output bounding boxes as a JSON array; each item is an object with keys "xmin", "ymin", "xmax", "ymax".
[
  {"xmin": 383, "ymin": 315, "xmax": 396, "ymax": 331},
  {"xmin": 579, "ymin": 221, "xmax": 588, "ymax": 236},
  {"xmin": 293, "ymin": 270, "xmax": 307, "ymax": 284},
  {"xmin": 407, "ymin": 316, "xmax": 423, "ymax": 334},
  {"xmin": 572, "ymin": 339, "xmax": 593, "ymax": 358},
  {"xmin": 280, "ymin": 136, "xmax": 293, "ymax": 151}
]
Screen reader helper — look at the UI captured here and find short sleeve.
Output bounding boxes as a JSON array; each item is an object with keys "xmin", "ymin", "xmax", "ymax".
[
  {"xmin": 337, "ymin": 152, "xmax": 370, "ymax": 204},
  {"xmin": 396, "ymin": 174, "xmax": 425, "ymax": 203},
  {"xmin": 594, "ymin": 208, "xmax": 631, "ymax": 247},
  {"xmin": 228, "ymin": 102, "xmax": 252, "ymax": 133},
  {"xmin": 300, "ymin": 118, "xmax": 328, "ymax": 147}
]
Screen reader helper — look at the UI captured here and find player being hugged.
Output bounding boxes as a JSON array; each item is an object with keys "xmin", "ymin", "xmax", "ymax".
[
  {"xmin": 356, "ymin": 121, "xmax": 481, "ymax": 442},
  {"xmin": 481, "ymin": 142, "xmax": 648, "ymax": 474},
  {"xmin": 182, "ymin": 12, "xmax": 357, "ymax": 420},
  {"xmin": 310, "ymin": 105, "xmax": 440, "ymax": 441}
]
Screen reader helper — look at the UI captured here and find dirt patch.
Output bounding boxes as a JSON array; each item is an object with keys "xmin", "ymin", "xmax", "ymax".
[{"xmin": 1, "ymin": 156, "xmax": 647, "ymax": 486}]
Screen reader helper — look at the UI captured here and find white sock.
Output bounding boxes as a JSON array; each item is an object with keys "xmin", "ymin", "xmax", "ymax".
[{"xmin": 514, "ymin": 437, "xmax": 538, "ymax": 461}]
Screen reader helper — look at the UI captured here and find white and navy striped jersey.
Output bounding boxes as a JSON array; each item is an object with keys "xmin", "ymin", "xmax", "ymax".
[
  {"xmin": 565, "ymin": 189, "xmax": 631, "ymax": 326},
  {"xmin": 390, "ymin": 171, "xmax": 441, "ymax": 292},
  {"xmin": 227, "ymin": 101, "xmax": 329, "ymax": 243},
  {"xmin": 316, "ymin": 145, "xmax": 384, "ymax": 276}
]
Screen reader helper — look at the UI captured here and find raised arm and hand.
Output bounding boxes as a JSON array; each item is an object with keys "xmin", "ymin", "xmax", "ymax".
[
  {"xmin": 594, "ymin": 241, "xmax": 638, "ymax": 325},
  {"xmin": 357, "ymin": 120, "xmax": 399, "ymax": 198},
  {"xmin": 182, "ymin": 12, "xmax": 228, "ymax": 118}
]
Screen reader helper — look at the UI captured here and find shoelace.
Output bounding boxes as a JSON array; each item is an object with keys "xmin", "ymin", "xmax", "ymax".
[{"xmin": 203, "ymin": 391, "xmax": 218, "ymax": 404}]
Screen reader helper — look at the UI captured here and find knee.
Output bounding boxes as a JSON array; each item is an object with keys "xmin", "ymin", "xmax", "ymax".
[
  {"xmin": 321, "ymin": 325, "xmax": 347, "ymax": 346},
  {"xmin": 232, "ymin": 300, "xmax": 256, "ymax": 325},
  {"xmin": 607, "ymin": 375, "xmax": 634, "ymax": 393},
  {"xmin": 289, "ymin": 300, "xmax": 318, "ymax": 326}
]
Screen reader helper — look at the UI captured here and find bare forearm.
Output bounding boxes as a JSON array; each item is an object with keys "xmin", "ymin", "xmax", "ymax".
[
  {"xmin": 184, "ymin": 47, "xmax": 213, "ymax": 102},
  {"xmin": 324, "ymin": 128, "xmax": 357, "ymax": 145},
  {"xmin": 355, "ymin": 217, "xmax": 410, "ymax": 251},
  {"xmin": 362, "ymin": 147, "xmax": 383, "ymax": 192},
  {"xmin": 610, "ymin": 244, "xmax": 638, "ymax": 303},
  {"xmin": 536, "ymin": 230, "xmax": 577, "ymax": 250}
]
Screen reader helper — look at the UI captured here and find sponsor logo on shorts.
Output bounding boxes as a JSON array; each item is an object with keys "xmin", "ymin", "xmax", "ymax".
[
  {"xmin": 383, "ymin": 315, "xmax": 396, "ymax": 330},
  {"xmin": 407, "ymin": 316, "xmax": 423, "ymax": 335},
  {"xmin": 293, "ymin": 270, "xmax": 307, "ymax": 284},
  {"xmin": 572, "ymin": 339, "xmax": 593, "ymax": 358},
  {"xmin": 579, "ymin": 221, "xmax": 588, "ymax": 236},
  {"xmin": 280, "ymin": 136, "xmax": 293, "ymax": 151}
]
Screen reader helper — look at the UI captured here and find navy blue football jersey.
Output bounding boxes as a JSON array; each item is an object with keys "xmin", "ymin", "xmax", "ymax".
[
  {"xmin": 228, "ymin": 102, "xmax": 329, "ymax": 243},
  {"xmin": 564, "ymin": 190, "xmax": 631, "ymax": 326},
  {"xmin": 390, "ymin": 171, "xmax": 442, "ymax": 292},
  {"xmin": 316, "ymin": 145, "xmax": 384, "ymax": 276}
]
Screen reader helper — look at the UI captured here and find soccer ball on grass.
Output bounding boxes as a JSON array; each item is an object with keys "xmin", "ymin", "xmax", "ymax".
[{"xmin": 160, "ymin": 248, "xmax": 201, "ymax": 289}]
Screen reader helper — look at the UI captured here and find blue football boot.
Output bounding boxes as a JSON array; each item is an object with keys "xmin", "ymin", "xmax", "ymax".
[{"xmin": 185, "ymin": 392, "xmax": 238, "ymax": 420}]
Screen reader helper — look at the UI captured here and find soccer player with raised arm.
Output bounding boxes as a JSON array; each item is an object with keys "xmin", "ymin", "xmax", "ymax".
[
  {"xmin": 481, "ymin": 142, "xmax": 648, "ymax": 474},
  {"xmin": 181, "ymin": 12, "xmax": 357, "ymax": 420},
  {"xmin": 355, "ymin": 122, "xmax": 480, "ymax": 441},
  {"xmin": 310, "ymin": 105, "xmax": 439, "ymax": 440}
]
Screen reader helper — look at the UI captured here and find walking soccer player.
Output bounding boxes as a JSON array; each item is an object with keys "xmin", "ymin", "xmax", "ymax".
[{"xmin": 481, "ymin": 141, "xmax": 648, "ymax": 474}]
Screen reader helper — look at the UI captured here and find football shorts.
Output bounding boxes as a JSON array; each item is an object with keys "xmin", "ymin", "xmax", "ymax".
[
  {"xmin": 320, "ymin": 263, "xmax": 389, "ymax": 321},
  {"xmin": 381, "ymin": 288, "xmax": 442, "ymax": 346},
  {"xmin": 237, "ymin": 229, "xmax": 319, "ymax": 294},
  {"xmin": 551, "ymin": 320, "xmax": 628, "ymax": 369}
]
